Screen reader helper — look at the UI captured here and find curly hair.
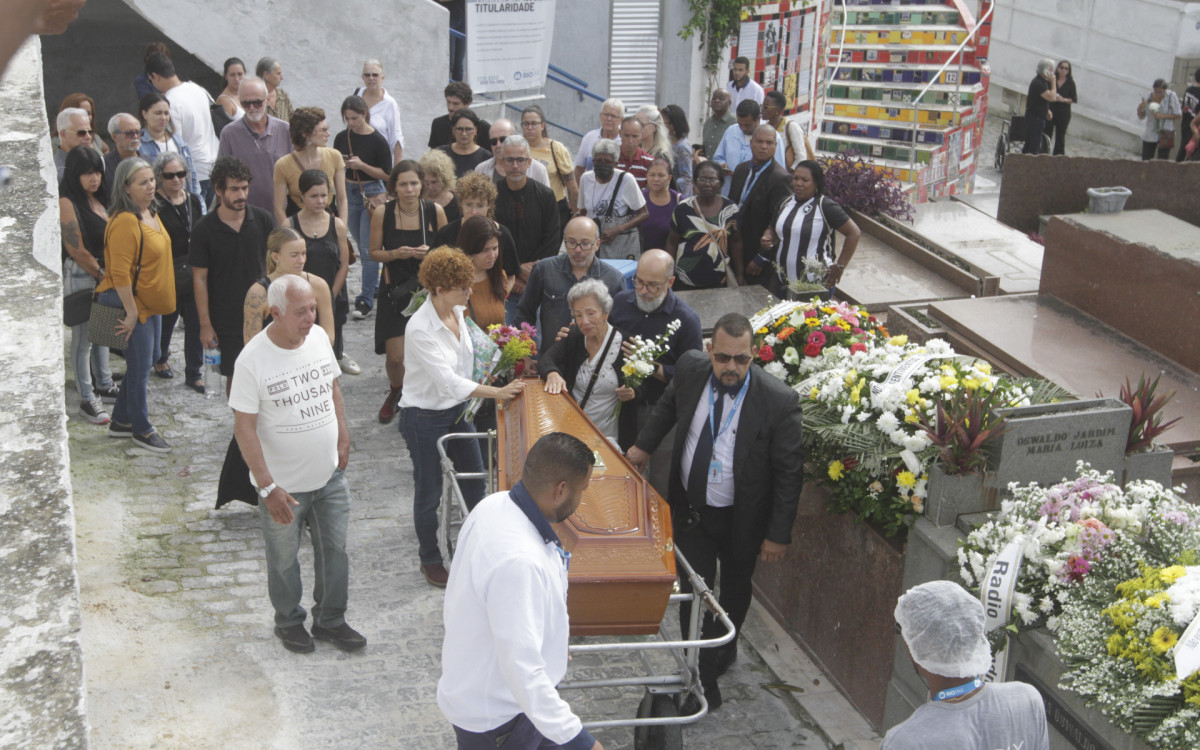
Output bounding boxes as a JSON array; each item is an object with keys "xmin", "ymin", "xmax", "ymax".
[
  {"xmin": 419, "ymin": 150, "xmax": 457, "ymax": 194},
  {"xmin": 289, "ymin": 107, "xmax": 325, "ymax": 149},
  {"xmin": 444, "ymin": 81, "xmax": 473, "ymax": 104},
  {"xmin": 210, "ymin": 156, "xmax": 253, "ymax": 191},
  {"xmin": 418, "ymin": 246, "xmax": 475, "ymax": 292},
  {"xmin": 454, "ymin": 172, "xmax": 497, "ymax": 214}
]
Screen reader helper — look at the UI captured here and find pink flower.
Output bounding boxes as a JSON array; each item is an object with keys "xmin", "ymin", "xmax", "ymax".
[
  {"xmin": 1065, "ymin": 555, "xmax": 1091, "ymax": 582},
  {"xmin": 806, "ymin": 331, "xmax": 826, "ymax": 347},
  {"xmin": 849, "ymin": 342, "xmax": 867, "ymax": 354}
]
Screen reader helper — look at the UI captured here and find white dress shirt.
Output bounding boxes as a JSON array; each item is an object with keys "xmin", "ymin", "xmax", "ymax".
[
  {"xmin": 398, "ymin": 298, "xmax": 478, "ymax": 410},
  {"xmin": 680, "ymin": 373, "xmax": 749, "ymax": 508},
  {"xmin": 438, "ymin": 489, "xmax": 589, "ymax": 747}
]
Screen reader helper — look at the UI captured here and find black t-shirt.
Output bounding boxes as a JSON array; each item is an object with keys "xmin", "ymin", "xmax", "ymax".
[
  {"xmin": 437, "ymin": 144, "xmax": 493, "ymax": 178},
  {"xmin": 1049, "ymin": 77, "xmax": 1077, "ymax": 121},
  {"xmin": 188, "ymin": 205, "xmax": 276, "ymax": 333},
  {"xmin": 1182, "ymin": 85, "xmax": 1200, "ymax": 118},
  {"xmin": 428, "ymin": 113, "xmax": 492, "ymax": 150},
  {"xmin": 333, "ymin": 128, "xmax": 393, "ymax": 182},
  {"xmin": 1025, "ymin": 75, "xmax": 1051, "ymax": 120}
]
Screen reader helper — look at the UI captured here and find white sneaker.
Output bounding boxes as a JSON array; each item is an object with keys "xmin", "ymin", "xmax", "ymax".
[{"xmin": 339, "ymin": 356, "xmax": 361, "ymax": 375}]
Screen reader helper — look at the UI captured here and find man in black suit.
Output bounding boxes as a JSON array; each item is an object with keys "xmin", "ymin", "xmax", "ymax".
[
  {"xmin": 729, "ymin": 125, "xmax": 792, "ymax": 288},
  {"xmin": 626, "ymin": 313, "xmax": 804, "ymax": 713}
]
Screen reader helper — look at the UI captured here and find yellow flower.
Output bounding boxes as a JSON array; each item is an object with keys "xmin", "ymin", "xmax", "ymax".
[
  {"xmin": 906, "ymin": 389, "xmax": 920, "ymax": 405},
  {"xmin": 837, "ymin": 320, "xmax": 851, "ymax": 330},
  {"xmin": 962, "ymin": 378, "xmax": 981, "ymax": 391},
  {"xmin": 850, "ymin": 384, "xmax": 862, "ymax": 403},
  {"xmin": 1161, "ymin": 565, "xmax": 1187, "ymax": 584},
  {"xmin": 1146, "ymin": 593, "xmax": 1170, "ymax": 608},
  {"xmin": 1106, "ymin": 633, "xmax": 1125, "ymax": 656},
  {"xmin": 820, "ymin": 306, "xmax": 834, "ymax": 315},
  {"xmin": 757, "ymin": 327, "xmax": 769, "ymax": 335},
  {"xmin": 897, "ymin": 471, "xmax": 917, "ymax": 490},
  {"xmin": 1150, "ymin": 627, "xmax": 1179, "ymax": 654},
  {"xmin": 939, "ymin": 375, "xmax": 959, "ymax": 390},
  {"xmin": 845, "ymin": 370, "xmax": 858, "ymax": 385},
  {"xmin": 810, "ymin": 387, "xmax": 819, "ymax": 399},
  {"xmin": 976, "ymin": 362, "xmax": 992, "ymax": 375},
  {"xmin": 621, "ymin": 362, "xmax": 636, "ymax": 377},
  {"xmin": 805, "ymin": 317, "xmax": 820, "ymax": 327},
  {"xmin": 889, "ymin": 335, "xmax": 909, "ymax": 346},
  {"xmin": 828, "ymin": 460, "xmax": 845, "ymax": 481},
  {"xmin": 905, "ymin": 412, "xmax": 920, "ymax": 425}
]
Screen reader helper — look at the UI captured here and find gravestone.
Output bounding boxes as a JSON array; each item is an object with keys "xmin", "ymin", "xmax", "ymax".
[{"xmin": 674, "ymin": 285, "xmax": 773, "ymax": 336}]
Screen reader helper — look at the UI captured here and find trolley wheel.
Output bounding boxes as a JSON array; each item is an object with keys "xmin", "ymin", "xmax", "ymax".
[
  {"xmin": 994, "ymin": 132, "xmax": 1008, "ymax": 169},
  {"xmin": 634, "ymin": 691, "xmax": 684, "ymax": 750},
  {"xmin": 1041, "ymin": 133, "xmax": 1052, "ymax": 155}
]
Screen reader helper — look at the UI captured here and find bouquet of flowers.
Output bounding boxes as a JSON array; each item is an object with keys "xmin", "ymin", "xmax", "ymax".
[
  {"xmin": 459, "ymin": 323, "xmax": 537, "ymax": 422},
  {"xmin": 959, "ymin": 464, "xmax": 1200, "ymax": 631},
  {"xmin": 1055, "ymin": 562, "xmax": 1200, "ymax": 748},
  {"xmin": 785, "ymin": 257, "xmax": 831, "ymax": 296},
  {"xmin": 621, "ymin": 319, "xmax": 681, "ymax": 390},
  {"xmin": 751, "ymin": 299, "xmax": 1052, "ymax": 536}
]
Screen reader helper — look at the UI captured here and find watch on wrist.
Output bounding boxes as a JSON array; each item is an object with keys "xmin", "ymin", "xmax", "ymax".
[{"xmin": 257, "ymin": 482, "xmax": 277, "ymax": 499}]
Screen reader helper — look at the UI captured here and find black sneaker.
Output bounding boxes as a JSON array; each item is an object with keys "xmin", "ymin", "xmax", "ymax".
[
  {"xmin": 108, "ymin": 421, "xmax": 133, "ymax": 438},
  {"xmin": 95, "ymin": 384, "xmax": 120, "ymax": 403},
  {"xmin": 132, "ymin": 431, "xmax": 171, "ymax": 453},
  {"xmin": 311, "ymin": 622, "xmax": 367, "ymax": 652},
  {"xmin": 78, "ymin": 399, "xmax": 110, "ymax": 424},
  {"xmin": 351, "ymin": 300, "xmax": 371, "ymax": 320},
  {"xmin": 274, "ymin": 624, "xmax": 315, "ymax": 653}
]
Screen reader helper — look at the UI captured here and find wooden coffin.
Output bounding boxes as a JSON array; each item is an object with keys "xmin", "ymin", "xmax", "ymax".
[{"xmin": 497, "ymin": 385, "xmax": 676, "ymax": 636}]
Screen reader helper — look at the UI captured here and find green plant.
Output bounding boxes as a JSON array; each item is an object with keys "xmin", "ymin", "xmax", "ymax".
[
  {"xmin": 921, "ymin": 386, "xmax": 1010, "ymax": 476},
  {"xmin": 1118, "ymin": 374, "xmax": 1181, "ymax": 454},
  {"xmin": 678, "ymin": 0, "xmax": 745, "ymax": 76}
]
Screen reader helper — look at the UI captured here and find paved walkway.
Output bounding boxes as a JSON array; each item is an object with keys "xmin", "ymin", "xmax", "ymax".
[{"xmin": 65, "ymin": 284, "xmax": 827, "ymax": 749}]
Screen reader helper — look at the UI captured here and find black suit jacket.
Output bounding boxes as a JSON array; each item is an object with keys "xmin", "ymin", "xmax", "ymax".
[
  {"xmin": 729, "ymin": 161, "xmax": 791, "ymax": 270},
  {"xmin": 634, "ymin": 350, "xmax": 804, "ymax": 557}
]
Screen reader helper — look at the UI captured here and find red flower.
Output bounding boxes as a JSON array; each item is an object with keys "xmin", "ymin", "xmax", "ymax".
[
  {"xmin": 804, "ymin": 309, "xmax": 818, "ymax": 318},
  {"xmin": 806, "ymin": 331, "xmax": 826, "ymax": 347},
  {"xmin": 804, "ymin": 343, "xmax": 822, "ymax": 357},
  {"xmin": 758, "ymin": 344, "xmax": 775, "ymax": 362},
  {"xmin": 868, "ymin": 316, "xmax": 877, "ymax": 322},
  {"xmin": 842, "ymin": 457, "xmax": 860, "ymax": 470},
  {"xmin": 849, "ymin": 342, "xmax": 867, "ymax": 354}
]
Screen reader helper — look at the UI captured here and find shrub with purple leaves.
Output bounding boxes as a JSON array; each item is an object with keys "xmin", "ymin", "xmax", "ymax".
[{"xmin": 819, "ymin": 151, "xmax": 914, "ymax": 223}]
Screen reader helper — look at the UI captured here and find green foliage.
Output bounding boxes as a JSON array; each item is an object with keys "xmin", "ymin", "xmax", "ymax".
[
  {"xmin": 921, "ymin": 386, "xmax": 1011, "ymax": 476},
  {"xmin": 678, "ymin": 0, "xmax": 746, "ymax": 74}
]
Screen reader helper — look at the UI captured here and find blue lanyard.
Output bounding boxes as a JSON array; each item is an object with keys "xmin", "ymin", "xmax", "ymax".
[
  {"xmin": 555, "ymin": 544, "xmax": 571, "ymax": 573},
  {"xmin": 934, "ymin": 678, "xmax": 982, "ymax": 702},
  {"xmin": 709, "ymin": 373, "xmax": 750, "ymax": 442}
]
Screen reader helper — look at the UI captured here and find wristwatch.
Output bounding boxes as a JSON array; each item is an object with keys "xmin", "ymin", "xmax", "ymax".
[{"xmin": 257, "ymin": 482, "xmax": 277, "ymax": 499}]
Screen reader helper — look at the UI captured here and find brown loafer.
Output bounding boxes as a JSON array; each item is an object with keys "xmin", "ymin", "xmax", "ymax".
[
  {"xmin": 421, "ymin": 563, "xmax": 449, "ymax": 587},
  {"xmin": 378, "ymin": 386, "xmax": 402, "ymax": 424}
]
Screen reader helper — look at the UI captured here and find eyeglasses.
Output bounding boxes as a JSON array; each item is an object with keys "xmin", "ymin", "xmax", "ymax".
[
  {"xmin": 712, "ymin": 352, "xmax": 752, "ymax": 365},
  {"xmin": 521, "ymin": 120, "xmax": 543, "ymax": 127},
  {"xmin": 634, "ymin": 277, "xmax": 665, "ymax": 292},
  {"xmin": 73, "ymin": 129, "xmax": 95, "ymax": 138},
  {"xmin": 116, "ymin": 129, "xmax": 141, "ymax": 138},
  {"xmin": 695, "ymin": 176, "xmax": 721, "ymax": 185},
  {"xmin": 564, "ymin": 238, "xmax": 596, "ymax": 251},
  {"xmin": 502, "ymin": 156, "xmax": 528, "ymax": 165},
  {"xmin": 162, "ymin": 170, "xmax": 188, "ymax": 180},
  {"xmin": 453, "ymin": 126, "xmax": 476, "ymax": 134},
  {"xmin": 362, "ymin": 72, "xmax": 381, "ymax": 78},
  {"xmin": 489, "ymin": 136, "xmax": 508, "ymax": 146},
  {"xmin": 240, "ymin": 99, "xmax": 265, "ymax": 108},
  {"xmin": 600, "ymin": 112, "xmax": 621, "ymax": 120}
]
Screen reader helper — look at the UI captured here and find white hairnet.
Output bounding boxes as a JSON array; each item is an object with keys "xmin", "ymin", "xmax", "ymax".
[{"xmin": 895, "ymin": 581, "xmax": 993, "ymax": 679}]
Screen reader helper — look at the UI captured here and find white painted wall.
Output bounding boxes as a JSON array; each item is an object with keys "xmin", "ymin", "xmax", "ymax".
[
  {"xmin": 120, "ymin": 0, "xmax": 448, "ymax": 157},
  {"xmin": 988, "ymin": 0, "xmax": 1200, "ymax": 149}
]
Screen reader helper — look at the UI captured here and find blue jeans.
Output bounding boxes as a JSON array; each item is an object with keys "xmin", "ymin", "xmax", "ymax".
[
  {"xmin": 453, "ymin": 713, "xmax": 562, "ymax": 749},
  {"xmin": 97, "ymin": 289, "xmax": 155, "ymax": 435},
  {"xmin": 399, "ymin": 404, "xmax": 485, "ymax": 566},
  {"xmin": 63, "ymin": 259, "xmax": 113, "ymax": 400},
  {"xmin": 153, "ymin": 291, "xmax": 202, "ymax": 382},
  {"xmin": 258, "ymin": 468, "xmax": 351, "ymax": 628},
  {"xmin": 347, "ymin": 180, "xmax": 386, "ymax": 309},
  {"xmin": 199, "ymin": 179, "xmax": 214, "ymax": 209}
]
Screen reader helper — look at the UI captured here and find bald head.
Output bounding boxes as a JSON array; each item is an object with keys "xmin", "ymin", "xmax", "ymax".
[
  {"xmin": 565, "ymin": 215, "xmax": 599, "ymax": 241},
  {"xmin": 750, "ymin": 124, "xmax": 778, "ymax": 164},
  {"xmin": 490, "ymin": 119, "xmax": 515, "ymax": 157},
  {"xmin": 634, "ymin": 249, "xmax": 675, "ymax": 312}
]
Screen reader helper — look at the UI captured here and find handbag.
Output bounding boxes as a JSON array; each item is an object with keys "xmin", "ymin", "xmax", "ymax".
[
  {"xmin": 87, "ymin": 219, "xmax": 144, "ymax": 350},
  {"xmin": 1158, "ymin": 128, "xmax": 1175, "ymax": 150},
  {"xmin": 63, "ymin": 288, "xmax": 93, "ymax": 326}
]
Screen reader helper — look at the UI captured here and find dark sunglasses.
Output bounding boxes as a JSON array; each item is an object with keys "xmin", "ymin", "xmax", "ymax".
[
  {"xmin": 713, "ymin": 353, "xmax": 752, "ymax": 365},
  {"xmin": 115, "ymin": 129, "xmax": 141, "ymax": 138},
  {"xmin": 240, "ymin": 99, "xmax": 265, "ymax": 108},
  {"xmin": 73, "ymin": 129, "xmax": 95, "ymax": 138},
  {"xmin": 490, "ymin": 136, "xmax": 508, "ymax": 146},
  {"xmin": 162, "ymin": 170, "xmax": 188, "ymax": 180}
]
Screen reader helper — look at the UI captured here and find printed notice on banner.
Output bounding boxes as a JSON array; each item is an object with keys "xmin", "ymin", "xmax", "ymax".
[{"xmin": 466, "ymin": 0, "xmax": 557, "ymax": 93}]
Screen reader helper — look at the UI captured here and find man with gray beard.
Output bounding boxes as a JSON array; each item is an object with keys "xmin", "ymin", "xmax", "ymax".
[
  {"xmin": 609, "ymin": 249, "xmax": 702, "ymax": 493},
  {"xmin": 217, "ymin": 77, "xmax": 292, "ymax": 214}
]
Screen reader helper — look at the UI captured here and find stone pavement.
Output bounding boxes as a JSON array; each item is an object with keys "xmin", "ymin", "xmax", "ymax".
[{"xmin": 64, "ymin": 274, "xmax": 830, "ymax": 750}]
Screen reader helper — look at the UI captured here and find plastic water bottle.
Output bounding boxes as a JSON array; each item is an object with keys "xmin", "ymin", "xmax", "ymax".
[{"xmin": 203, "ymin": 347, "xmax": 221, "ymax": 399}]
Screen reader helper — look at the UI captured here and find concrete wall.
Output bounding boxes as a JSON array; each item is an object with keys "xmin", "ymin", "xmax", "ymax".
[
  {"xmin": 0, "ymin": 39, "xmax": 89, "ymax": 750},
  {"xmin": 996, "ymin": 153, "xmax": 1200, "ymax": 232},
  {"xmin": 119, "ymin": 0, "xmax": 447, "ymax": 155},
  {"xmin": 988, "ymin": 0, "xmax": 1200, "ymax": 152}
]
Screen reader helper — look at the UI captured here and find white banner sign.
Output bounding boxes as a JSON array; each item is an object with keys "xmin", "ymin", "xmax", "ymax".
[
  {"xmin": 1176, "ymin": 610, "xmax": 1200, "ymax": 681},
  {"xmin": 980, "ymin": 540, "xmax": 1024, "ymax": 683},
  {"xmin": 466, "ymin": 0, "xmax": 557, "ymax": 94}
]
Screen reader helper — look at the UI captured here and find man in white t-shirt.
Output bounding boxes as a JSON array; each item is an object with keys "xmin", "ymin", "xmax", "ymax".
[
  {"xmin": 573, "ymin": 97, "xmax": 624, "ymax": 184},
  {"xmin": 146, "ymin": 51, "xmax": 219, "ymax": 205},
  {"xmin": 883, "ymin": 581, "xmax": 1049, "ymax": 750},
  {"xmin": 230, "ymin": 275, "xmax": 363, "ymax": 655}
]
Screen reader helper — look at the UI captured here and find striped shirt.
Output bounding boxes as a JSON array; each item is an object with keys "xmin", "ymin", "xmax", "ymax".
[
  {"xmin": 772, "ymin": 195, "xmax": 850, "ymax": 284},
  {"xmin": 617, "ymin": 147, "xmax": 655, "ymax": 190}
]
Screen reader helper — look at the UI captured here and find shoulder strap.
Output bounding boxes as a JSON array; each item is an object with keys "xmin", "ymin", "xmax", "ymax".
[
  {"xmin": 578, "ymin": 326, "xmax": 617, "ymax": 409},
  {"xmin": 604, "ymin": 172, "xmax": 626, "ymax": 219},
  {"xmin": 548, "ymin": 140, "xmax": 568, "ymax": 179}
]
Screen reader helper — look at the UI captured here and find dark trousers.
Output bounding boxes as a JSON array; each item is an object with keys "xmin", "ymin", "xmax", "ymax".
[
  {"xmin": 1044, "ymin": 112, "xmax": 1070, "ymax": 155},
  {"xmin": 675, "ymin": 505, "xmax": 757, "ymax": 686},
  {"xmin": 453, "ymin": 714, "xmax": 562, "ymax": 749},
  {"xmin": 1142, "ymin": 140, "xmax": 1171, "ymax": 160},
  {"xmin": 1021, "ymin": 115, "xmax": 1047, "ymax": 154}
]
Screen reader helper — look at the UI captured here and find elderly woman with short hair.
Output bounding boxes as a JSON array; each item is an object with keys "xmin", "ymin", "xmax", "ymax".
[
  {"xmin": 151, "ymin": 151, "xmax": 204, "ymax": 391},
  {"xmin": 577, "ymin": 138, "xmax": 648, "ymax": 260},
  {"xmin": 256, "ymin": 56, "xmax": 292, "ymax": 122},
  {"xmin": 540, "ymin": 278, "xmax": 639, "ymax": 445},
  {"xmin": 398, "ymin": 247, "xmax": 525, "ymax": 587}
]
